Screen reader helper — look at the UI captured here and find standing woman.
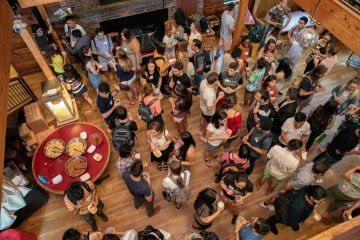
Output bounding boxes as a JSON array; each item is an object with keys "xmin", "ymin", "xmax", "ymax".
[
  {"xmin": 62, "ymin": 64, "xmax": 96, "ymax": 111},
  {"xmin": 146, "ymin": 121, "xmax": 174, "ymax": 171},
  {"xmin": 193, "ymin": 188, "xmax": 225, "ymax": 230},
  {"xmin": 138, "ymin": 83, "xmax": 163, "ymax": 124},
  {"xmin": 187, "ymin": 22, "xmax": 202, "ymax": 59},
  {"xmin": 221, "ymin": 96, "xmax": 242, "ymax": 148},
  {"xmin": 257, "ymin": 39, "xmax": 277, "ymax": 75},
  {"xmin": 239, "ymin": 36, "xmax": 253, "ymax": 74},
  {"xmin": 205, "ymin": 111, "xmax": 231, "ymax": 167},
  {"xmin": 174, "ymin": 131, "xmax": 196, "ymax": 168},
  {"xmin": 121, "ymin": 28, "xmax": 142, "ymax": 71},
  {"xmin": 140, "ymin": 58, "xmax": 162, "ymax": 94},
  {"xmin": 169, "ymin": 84, "xmax": 193, "ymax": 133},
  {"xmin": 306, "ymin": 100, "xmax": 339, "ymax": 151},
  {"xmin": 82, "ymin": 46, "xmax": 103, "ymax": 92},
  {"xmin": 304, "ymin": 32, "xmax": 332, "ymax": 74},
  {"xmin": 262, "ymin": 75, "xmax": 279, "ymax": 103},
  {"xmin": 274, "ymin": 57, "xmax": 293, "ymax": 90},
  {"xmin": 113, "ymin": 48, "xmax": 137, "ymax": 105}
]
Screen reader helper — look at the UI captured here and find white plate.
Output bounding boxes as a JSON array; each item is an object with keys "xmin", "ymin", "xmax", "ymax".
[
  {"xmin": 93, "ymin": 153, "xmax": 102, "ymax": 161},
  {"xmin": 80, "ymin": 173, "xmax": 90, "ymax": 181},
  {"xmin": 87, "ymin": 145, "xmax": 96, "ymax": 153},
  {"xmin": 80, "ymin": 132, "xmax": 87, "ymax": 139}
]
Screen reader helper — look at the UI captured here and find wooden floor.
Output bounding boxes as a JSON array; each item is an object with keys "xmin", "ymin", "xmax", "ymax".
[{"xmin": 17, "ymin": 42, "xmax": 360, "ymax": 239}]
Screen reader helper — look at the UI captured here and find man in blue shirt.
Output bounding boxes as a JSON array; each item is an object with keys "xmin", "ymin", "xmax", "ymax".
[
  {"xmin": 91, "ymin": 27, "xmax": 115, "ymax": 82},
  {"xmin": 215, "ymin": 3, "xmax": 235, "ymax": 60},
  {"xmin": 234, "ymin": 216, "xmax": 270, "ymax": 240}
]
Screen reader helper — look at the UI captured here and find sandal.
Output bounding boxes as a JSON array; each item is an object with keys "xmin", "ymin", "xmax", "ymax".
[
  {"xmin": 157, "ymin": 163, "xmax": 163, "ymax": 171},
  {"xmin": 163, "ymin": 162, "xmax": 168, "ymax": 170}
]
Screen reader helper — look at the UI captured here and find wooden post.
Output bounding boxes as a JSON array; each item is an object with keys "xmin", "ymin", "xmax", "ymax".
[
  {"xmin": 16, "ymin": 19, "xmax": 55, "ymax": 80},
  {"xmin": 232, "ymin": 0, "xmax": 249, "ymax": 49},
  {"xmin": 0, "ymin": 0, "xmax": 14, "ymax": 201},
  {"xmin": 36, "ymin": 5, "xmax": 71, "ymax": 64}
]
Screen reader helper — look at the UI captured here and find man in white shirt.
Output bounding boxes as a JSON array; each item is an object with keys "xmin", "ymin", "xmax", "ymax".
[
  {"xmin": 278, "ymin": 112, "xmax": 310, "ymax": 151},
  {"xmin": 199, "ymin": 72, "xmax": 224, "ymax": 142},
  {"xmin": 64, "ymin": 16, "xmax": 86, "ymax": 42},
  {"xmin": 215, "ymin": 3, "xmax": 235, "ymax": 60},
  {"xmin": 256, "ymin": 139, "xmax": 303, "ymax": 195}
]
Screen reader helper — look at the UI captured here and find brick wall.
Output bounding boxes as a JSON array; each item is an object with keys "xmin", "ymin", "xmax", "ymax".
[{"xmin": 45, "ymin": 0, "xmax": 205, "ymax": 37}]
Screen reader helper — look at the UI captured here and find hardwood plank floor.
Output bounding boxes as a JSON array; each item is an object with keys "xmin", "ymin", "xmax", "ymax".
[{"xmin": 18, "ymin": 41, "xmax": 360, "ymax": 239}]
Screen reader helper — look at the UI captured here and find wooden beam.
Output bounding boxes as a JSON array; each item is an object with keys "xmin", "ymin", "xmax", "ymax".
[
  {"xmin": 0, "ymin": 1, "xmax": 14, "ymax": 202},
  {"xmin": 294, "ymin": 0, "xmax": 360, "ymax": 56},
  {"xmin": 16, "ymin": 20, "xmax": 55, "ymax": 80},
  {"xmin": 36, "ymin": 5, "xmax": 71, "ymax": 64},
  {"xmin": 18, "ymin": 0, "xmax": 63, "ymax": 8},
  {"xmin": 232, "ymin": 0, "xmax": 249, "ymax": 49}
]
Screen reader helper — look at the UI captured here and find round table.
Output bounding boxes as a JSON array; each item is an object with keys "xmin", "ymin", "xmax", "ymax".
[{"xmin": 32, "ymin": 122, "xmax": 110, "ymax": 194}]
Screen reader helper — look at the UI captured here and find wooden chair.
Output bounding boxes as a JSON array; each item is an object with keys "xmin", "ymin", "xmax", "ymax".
[{"xmin": 202, "ymin": 36, "xmax": 216, "ymax": 62}]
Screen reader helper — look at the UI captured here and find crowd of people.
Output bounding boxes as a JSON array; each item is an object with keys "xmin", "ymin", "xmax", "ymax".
[{"xmin": 30, "ymin": 0, "xmax": 360, "ymax": 239}]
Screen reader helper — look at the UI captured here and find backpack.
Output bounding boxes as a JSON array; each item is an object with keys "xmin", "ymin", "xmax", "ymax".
[
  {"xmin": 195, "ymin": 51, "xmax": 212, "ymax": 73},
  {"xmin": 138, "ymin": 96, "xmax": 157, "ymax": 123},
  {"xmin": 249, "ymin": 26, "xmax": 261, "ymax": 43},
  {"xmin": 274, "ymin": 190, "xmax": 298, "ymax": 225},
  {"xmin": 199, "ymin": 16, "xmax": 209, "ymax": 33},
  {"xmin": 112, "ymin": 121, "xmax": 134, "ymax": 151},
  {"xmin": 165, "ymin": 171, "xmax": 191, "ymax": 209},
  {"xmin": 138, "ymin": 225, "xmax": 164, "ymax": 240}
]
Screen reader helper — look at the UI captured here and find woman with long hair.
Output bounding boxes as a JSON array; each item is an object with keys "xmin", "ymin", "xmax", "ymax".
[
  {"xmin": 221, "ymin": 96, "xmax": 242, "ymax": 148},
  {"xmin": 82, "ymin": 45, "xmax": 103, "ymax": 92},
  {"xmin": 257, "ymin": 39, "xmax": 277, "ymax": 74},
  {"xmin": 62, "ymin": 64, "xmax": 96, "ymax": 110},
  {"xmin": 275, "ymin": 57, "xmax": 293, "ymax": 90},
  {"xmin": 204, "ymin": 110, "xmax": 231, "ymax": 167},
  {"xmin": 193, "ymin": 188, "xmax": 224, "ymax": 230},
  {"xmin": 239, "ymin": 36, "xmax": 253, "ymax": 73},
  {"xmin": 140, "ymin": 58, "xmax": 162, "ymax": 94},
  {"xmin": 139, "ymin": 83, "xmax": 163, "ymax": 125},
  {"xmin": 247, "ymin": 89, "xmax": 274, "ymax": 132},
  {"xmin": 174, "ymin": 131, "xmax": 196, "ymax": 167},
  {"xmin": 187, "ymin": 22, "xmax": 202, "ymax": 58},
  {"xmin": 113, "ymin": 48, "xmax": 137, "ymax": 105},
  {"xmin": 146, "ymin": 121, "xmax": 174, "ymax": 171},
  {"xmin": 121, "ymin": 28, "xmax": 142, "ymax": 71},
  {"xmin": 262, "ymin": 75, "xmax": 279, "ymax": 103},
  {"xmin": 169, "ymin": 84, "xmax": 193, "ymax": 133},
  {"xmin": 304, "ymin": 32, "xmax": 332, "ymax": 74},
  {"xmin": 306, "ymin": 100, "xmax": 339, "ymax": 151}
]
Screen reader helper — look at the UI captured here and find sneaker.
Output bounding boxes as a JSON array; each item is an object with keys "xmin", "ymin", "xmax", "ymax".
[
  {"xmin": 97, "ymin": 212, "xmax": 108, "ymax": 222},
  {"xmin": 199, "ymin": 135, "xmax": 207, "ymax": 142},
  {"xmin": 260, "ymin": 201, "xmax": 275, "ymax": 211},
  {"xmin": 150, "ymin": 206, "xmax": 161, "ymax": 217}
]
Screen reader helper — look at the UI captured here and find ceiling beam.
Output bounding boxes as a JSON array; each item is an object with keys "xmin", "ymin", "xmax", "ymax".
[
  {"xmin": 232, "ymin": 0, "xmax": 250, "ymax": 49},
  {"xmin": 18, "ymin": 0, "xmax": 64, "ymax": 8}
]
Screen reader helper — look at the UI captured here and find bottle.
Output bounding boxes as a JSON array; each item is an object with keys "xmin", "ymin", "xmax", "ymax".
[{"xmin": 317, "ymin": 134, "xmax": 327, "ymax": 143}]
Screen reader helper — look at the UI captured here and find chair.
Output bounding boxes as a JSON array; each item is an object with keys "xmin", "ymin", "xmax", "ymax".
[{"xmin": 202, "ymin": 36, "xmax": 216, "ymax": 62}]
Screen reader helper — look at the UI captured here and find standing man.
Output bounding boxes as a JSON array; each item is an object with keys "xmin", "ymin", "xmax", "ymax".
[
  {"xmin": 217, "ymin": 62, "xmax": 243, "ymax": 99},
  {"xmin": 215, "ymin": 3, "xmax": 235, "ymax": 60},
  {"xmin": 288, "ymin": 16, "xmax": 308, "ymax": 43},
  {"xmin": 192, "ymin": 39, "xmax": 206, "ymax": 94},
  {"xmin": 97, "ymin": 82, "xmax": 121, "ymax": 131},
  {"xmin": 64, "ymin": 16, "xmax": 86, "ymax": 42},
  {"xmin": 122, "ymin": 160, "xmax": 161, "ymax": 217},
  {"xmin": 61, "ymin": 29, "xmax": 90, "ymax": 60},
  {"xmin": 169, "ymin": 61, "xmax": 192, "ymax": 94},
  {"xmin": 260, "ymin": 0, "xmax": 292, "ymax": 47},
  {"xmin": 91, "ymin": 27, "xmax": 115, "ymax": 83}
]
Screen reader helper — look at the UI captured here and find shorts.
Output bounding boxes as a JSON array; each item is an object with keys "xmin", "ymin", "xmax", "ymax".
[
  {"xmin": 219, "ymin": 37, "xmax": 232, "ymax": 51},
  {"xmin": 120, "ymin": 75, "xmax": 136, "ymax": 91},
  {"xmin": 263, "ymin": 167, "xmax": 284, "ymax": 184},
  {"xmin": 99, "ymin": 57, "xmax": 114, "ymax": 71},
  {"xmin": 207, "ymin": 142, "xmax": 220, "ymax": 151},
  {"xmin": 173, "ymin": 115, "xmax": 185, "ymax": 123},
  {"xmin": 201, "ymin": 112, "xmax": 213, "ymax": 123},
  {"xmin": 73, "ymin": 85, "xmax": 88, "ymax": 98}
]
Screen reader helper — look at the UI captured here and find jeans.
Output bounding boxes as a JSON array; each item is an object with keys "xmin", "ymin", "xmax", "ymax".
[
  {"xmin": 326, "ymin": 185, "xmax": 359, "ymax": 212},
  {"xmin": 194, "ymin": 72, "xmax": 203, "ymax": 94},
  {"xmin": 260, "ymin": 24, "xmax": 274, "ymax": 47},
  {"xmin": 81, "ymin": 199, "xmax": 105, "ymax": 225},
  {"xmin": 312, "ymin": 151, "xmax": 340, "ymax": 165},
  {"xmin": 134, "ymin": 191, "xmax": 155, "ymax": 217},
  {"xmin": 306, "ymin": 125, "xmax": 324, "ymax": 151},
  {"xmin": 245, "ymin": 155, "xmax": 258, "ymax": 175}
]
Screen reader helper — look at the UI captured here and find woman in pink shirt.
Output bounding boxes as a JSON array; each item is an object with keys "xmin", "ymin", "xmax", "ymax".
[{"xmin": 139, "ymin": 83, "xmax": 163, "ymax": 125}]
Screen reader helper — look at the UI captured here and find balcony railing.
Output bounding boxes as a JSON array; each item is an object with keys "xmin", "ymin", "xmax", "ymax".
[{"xmin": 7, "ymin": 77, "xmax": 37, "ymax": 115}]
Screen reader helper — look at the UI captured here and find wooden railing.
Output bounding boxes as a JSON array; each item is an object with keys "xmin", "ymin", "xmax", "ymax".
[{"xmin": 7, "ymin": 77, "xmax": 37, "ymax": 115}]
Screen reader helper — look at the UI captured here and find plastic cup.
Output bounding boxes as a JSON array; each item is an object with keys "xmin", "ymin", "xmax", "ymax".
[
  {"xmin": 313, "ymin": 213, "xmax": 321, "ymax": 221},
  {"xmin": 217, "ymin": 201, "xmax": 224, "ymax": 208}
]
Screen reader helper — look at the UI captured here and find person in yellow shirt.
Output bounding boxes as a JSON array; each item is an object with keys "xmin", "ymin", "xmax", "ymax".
[
  {"xmin": 64, "ymin": 181, "xmax": 107, "ymax": 231},
  {"xmin": 154, "ymin": 44, "xmax": 172, "ymax": 95},
  {"xmin": 47, "ymin": 48, "xmax": 66, "ymax": 76}
]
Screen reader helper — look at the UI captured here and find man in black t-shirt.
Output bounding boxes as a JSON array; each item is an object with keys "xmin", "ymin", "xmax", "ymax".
[
  {"xmin": 313, "ymin": 125, "xmax": 360, "ymax": 165},
  {"xmin": 218, "ymin": 61, "xmax": 243, "ymax": 97},
  {"xmin": 169, "ymin": 61, "xmax": 192, "ymax": 95},
  {"xmin": 96, "ymin": 82, "xmax": 121, "ymax": 130},
  {"xmin": 220, "ymin": 173, "xmax": 253, "ymax": 223}
]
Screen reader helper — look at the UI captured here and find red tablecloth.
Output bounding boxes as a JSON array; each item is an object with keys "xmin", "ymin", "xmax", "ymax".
[{"xmin": 32, "ymin": 123, "xmax": 110, "ymax": 194}]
